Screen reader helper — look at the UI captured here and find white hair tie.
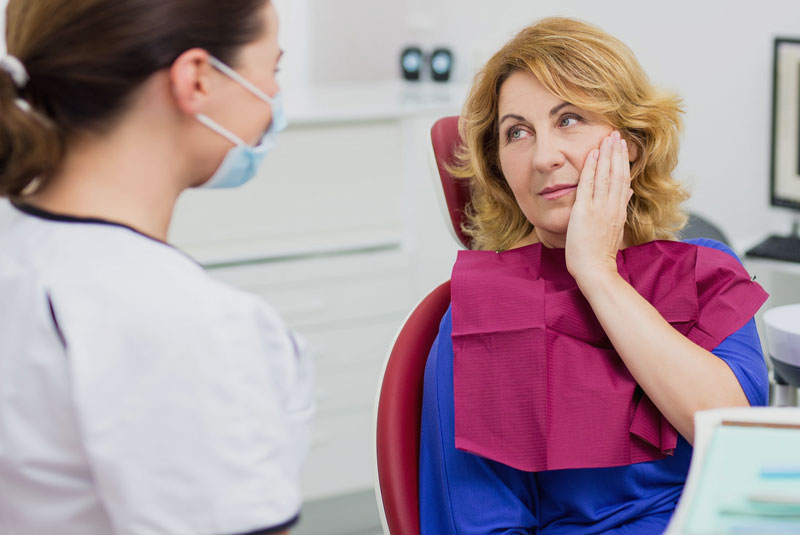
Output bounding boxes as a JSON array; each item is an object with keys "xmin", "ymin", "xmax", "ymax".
[{"xmin": 0, "ymin": 54, "xmax": 30, "ymax": 88}]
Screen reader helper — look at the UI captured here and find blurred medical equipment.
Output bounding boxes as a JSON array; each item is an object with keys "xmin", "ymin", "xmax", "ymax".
[{"xmin": 764, "ymin": 304, "xmax": 800, "ymax": 406}]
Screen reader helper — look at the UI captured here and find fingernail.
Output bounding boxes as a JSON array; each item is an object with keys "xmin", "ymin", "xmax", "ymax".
[
  {"xmin": 621, "ymin": 139, "xmax": 627, "ymax": 150},
  {"xmin": 592, "ymin": 149, "xmax": 599, "ymax": 160}
]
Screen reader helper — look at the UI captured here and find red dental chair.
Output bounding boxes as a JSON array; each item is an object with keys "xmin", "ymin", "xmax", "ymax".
[{"xmin": 373, "ymin": 116, "xmax": 466, "ymax": 535}]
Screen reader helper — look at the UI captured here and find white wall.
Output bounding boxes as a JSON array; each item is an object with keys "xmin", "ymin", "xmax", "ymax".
[
  {"xmin": 305, "ymin": 0, "xmax": 800, "ymax": 249},
  {"xmin": 0, "ymin": 1, "xmax": 7, "ymax": 56},
  {"xmin": 5, "ymin": 0, "xmax": 800, "ymax": 247}
]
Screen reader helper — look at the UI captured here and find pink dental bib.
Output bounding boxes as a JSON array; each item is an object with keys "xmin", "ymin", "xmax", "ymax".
[{"xmin": 451, "ymin": 240, "xmax": 768, "ymax": 472}]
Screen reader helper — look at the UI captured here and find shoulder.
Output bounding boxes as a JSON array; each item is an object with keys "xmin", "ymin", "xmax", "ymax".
[
  {"xmin": 34, "ymin": 222, "xmax": 221, "ymax": 307},
  {"xmin": 638, "ymin": 238, "xmax": 760, "ymax": 298},
  {"xmin": 632, "ymin": 239, "xmax": 748, "ymax": 280},
  {"xmin": 679, "ymin": 238, "xmax": 756, "ymax": 285},
  {"xmin": 4, "ymin": 216, "xmax": 205, "ymax": 290},
  {"xmin": 681, "ymin": 237, "xmax": 740, "ymax": 262},
  {"xmin": 19, "ymin": 222, "xmax": 292, "ymax": 360}
]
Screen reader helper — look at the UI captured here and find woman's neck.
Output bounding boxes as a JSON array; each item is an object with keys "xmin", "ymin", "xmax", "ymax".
[
  {"xmin": 533, "ymin": 228, "xmax": 566, "ymax": 249},
  {"xmin": 509, "ymin": 228, "xmax": 565, "ymax": 251},
  {"xmin": 24, "ymin": 115, "xmax": 187, "ymax": 242},
  {"xmin": 508, "ymin": 228, "xmax": 629, "ymax": 251}
]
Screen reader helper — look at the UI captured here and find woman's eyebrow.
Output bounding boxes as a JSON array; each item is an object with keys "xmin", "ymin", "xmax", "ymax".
[
  {"xmin": 498, "ymin": 113, "xmax": 527, "ymax": 126},
  {"xmin": 549, "ymin": 102, "xmax": 572, "ymax": 116},
  {"xmin": 499, "ymin": 102, "xmax": 573, "ymax": 126}
]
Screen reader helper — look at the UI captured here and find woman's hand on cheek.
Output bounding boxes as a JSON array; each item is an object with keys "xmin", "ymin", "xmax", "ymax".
[{"xmin": 565, "ymin": 131, "xmax": 633, "ymax": 286}]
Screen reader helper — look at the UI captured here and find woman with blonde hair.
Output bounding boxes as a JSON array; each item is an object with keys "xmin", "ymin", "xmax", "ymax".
[{"xmin": 419, "ymin": 17, "xmax": 768, "ymax": 534}]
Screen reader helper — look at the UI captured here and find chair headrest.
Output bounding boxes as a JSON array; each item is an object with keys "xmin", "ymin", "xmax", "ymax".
[{"xmin": 430, "ymin": 116, "xmax": 472, "ymax": 249}]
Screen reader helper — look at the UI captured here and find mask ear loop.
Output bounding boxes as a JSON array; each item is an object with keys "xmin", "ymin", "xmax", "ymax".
[
  {"xmin": 206, "ymin": 55, "xmax": 275, "ymax": 105},
  {"xmin": 198, "ymin": 55, "xmax": 278, "ymax": 147},
  {"xmin": 195, "ymin": 113, "xmax": 247, "ymax": 147}
]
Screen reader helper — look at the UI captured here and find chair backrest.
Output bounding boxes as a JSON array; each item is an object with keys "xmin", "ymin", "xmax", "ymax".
[
  {"xmin": 374, "ymin": 281, "xmax": 452, "ymax": 535},
  {"xmin": 430, "ymin": 116, "xmax": 472, "ymax": 249},
  {"xmin": 682, "ymin": 213, "xmax": 731, "ymax": 247},
  {"xmin": 373, "ymin": 116, "xmax": 467, "ymax": 534}
]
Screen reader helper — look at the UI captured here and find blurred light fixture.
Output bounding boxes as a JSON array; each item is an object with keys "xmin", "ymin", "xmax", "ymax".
[
  {"xmin": 400, "ymin": 46, "xmax": 423, "ymax": 81},
  {"xmin": 430, "ymin": 48, "xmax": 453, "ymax": 82}
]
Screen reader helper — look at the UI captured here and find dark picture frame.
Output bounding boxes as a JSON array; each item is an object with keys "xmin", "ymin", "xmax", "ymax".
[{"xmin": 771, "ymin": 37, "xmax": 800, "ymax": 210}]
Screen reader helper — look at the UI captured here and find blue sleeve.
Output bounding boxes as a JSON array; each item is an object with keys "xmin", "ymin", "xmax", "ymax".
[
  {"xmin": 685, "ymin": 238, "xmax": 769, "ymax": 406},
  {"xmin": 710, "ymin": 319, "xmax": 769, "ymax": 406},
  {"xmin": 418, "ymin": 307, "xmax": 538, "ymax": 535}
]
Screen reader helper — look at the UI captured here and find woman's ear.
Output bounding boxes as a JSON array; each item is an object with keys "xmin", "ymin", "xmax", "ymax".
[
  {"xmin": 169, "ymin": 48, "xmax": 213, "ymax": 115},
  {"xmin": 626, "ymin": 136, "xmax": 641, "ymax": 163}
]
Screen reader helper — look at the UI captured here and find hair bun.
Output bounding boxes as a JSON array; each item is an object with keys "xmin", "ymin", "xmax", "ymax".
[{"xmin": 0, "ymin": 74, "xmax": 64, "ymax": 197}]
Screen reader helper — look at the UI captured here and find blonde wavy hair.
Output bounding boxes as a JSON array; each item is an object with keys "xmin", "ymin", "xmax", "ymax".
[{"xmin": 452, "ymin": 17, "xmax": 689, "ymax": 251}]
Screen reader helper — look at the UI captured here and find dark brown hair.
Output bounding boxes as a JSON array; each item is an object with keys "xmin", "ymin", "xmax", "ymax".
[{"xmin": 0, "ymin": 0, "xmax": 269, "ymax": 196}]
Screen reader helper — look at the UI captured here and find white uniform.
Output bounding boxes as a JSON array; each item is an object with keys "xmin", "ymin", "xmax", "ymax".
[{"xmin": 0, "ymin": 203, "xmax": 313, "ymax": 535}]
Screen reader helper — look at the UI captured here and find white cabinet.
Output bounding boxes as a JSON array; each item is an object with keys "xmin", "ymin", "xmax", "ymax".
[
  {"xmin": 204, "ymin": 249, "xmax": 413, "ymax": 499},
  {"xmin": 168, "ymin": 82, "xmax": 464, "ymax": 501},
  {"xmin": 169, "ymin": 120, "xmax": 405, "ymax": 265}
]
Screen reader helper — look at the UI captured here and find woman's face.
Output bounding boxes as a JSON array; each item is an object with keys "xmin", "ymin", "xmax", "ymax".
[
  {"xmin": 496, "ymin": 71, "xmax": 615, "ymax": 248},
  {"xmin": 213, "ymin": 1, "xmax": 282, "ymax": 146}
]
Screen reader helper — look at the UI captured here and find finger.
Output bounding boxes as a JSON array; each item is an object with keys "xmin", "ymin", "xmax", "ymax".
[
  {"xmin": 594, "ymin": 133, "xmax": 614, "ymax": 201},
  {"xmin": 620, "ymin": 188, "xmax": 634, "ymax": 243},
  {"xmin": 622, "ymin": 139, "xmax": 632, "ymax": 181},
  {"xmin": 576, "ymin": 148, "xmax": 599, "ymax": 203},
  {"xmin": 608, "ymin": 135, "xmax": 627, "ymax": 205},
  {"xmin": 619, "ymin": 139, "xmax": 633, "ymax": 204}
]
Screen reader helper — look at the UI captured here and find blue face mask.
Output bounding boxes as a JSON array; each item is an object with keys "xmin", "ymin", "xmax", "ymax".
[{"xmin": 196, "ymin": 55, "xmax": 287, "ymax": 189}]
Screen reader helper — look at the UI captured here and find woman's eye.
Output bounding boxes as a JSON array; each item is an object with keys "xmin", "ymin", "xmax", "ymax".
[
  {"xmin": 507, "ymin": 127, "xmax": 529, "ymax": 141},
  {"xmin": 559, "ymin": 115, "xmax": 580, "ymax": 127}
]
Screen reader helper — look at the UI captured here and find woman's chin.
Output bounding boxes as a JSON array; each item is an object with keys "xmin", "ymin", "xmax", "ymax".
[{"xmin": 526, "ymin": 218, "xmax": 569, "ymax": 240}]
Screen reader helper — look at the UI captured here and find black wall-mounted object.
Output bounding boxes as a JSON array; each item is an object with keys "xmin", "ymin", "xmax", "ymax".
[
  {"xmin": 400, "ymin": 47, "xmax": 424, "ymax": 81},
  {"xmin": 430, "ymin": 48, "xmax": 453, "ymax": 82}
]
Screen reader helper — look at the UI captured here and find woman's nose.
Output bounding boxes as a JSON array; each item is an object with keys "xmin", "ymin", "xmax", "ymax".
[{"xmin": 531, "ymin": 134, "xmax": 566, "ymax": 173}]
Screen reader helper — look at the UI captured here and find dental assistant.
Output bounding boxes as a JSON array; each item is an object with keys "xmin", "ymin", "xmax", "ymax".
[{"xmin": 0, "ymin": 1, "xmax": 311, "ymax": 534}]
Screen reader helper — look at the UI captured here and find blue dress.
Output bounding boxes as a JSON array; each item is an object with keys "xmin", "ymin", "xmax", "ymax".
[{"xmin": 418, "ymin": 239, "xmax": 769, "ymax": 535}]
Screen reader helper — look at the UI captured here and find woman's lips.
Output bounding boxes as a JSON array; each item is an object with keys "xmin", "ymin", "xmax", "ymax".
[{"xmin": 539, "ymin": 184, "xmax": 577, "ymax": 200}]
